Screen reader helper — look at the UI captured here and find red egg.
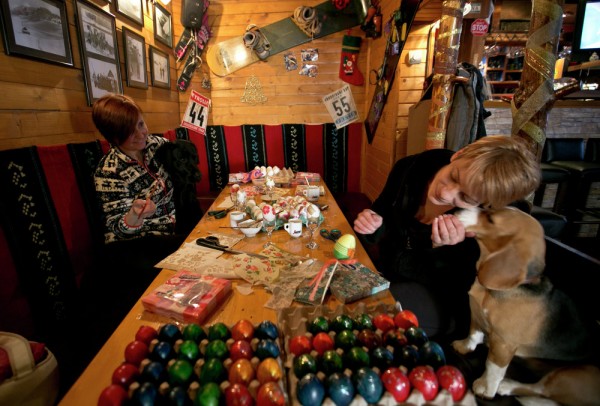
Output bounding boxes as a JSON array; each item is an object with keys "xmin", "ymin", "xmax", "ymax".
[
  {"xmin": 111, "ymin": 362, "xmax": 139, "ymax": 388},
  {"xmin": 436, "ymin": 365, "xmax": 467, "ymax": 401},
  {"xmin": 409, "ymin": 365, "xmax": 439, "ymax": 401},
  {"xmin": 256, "ymin": 382, "xmax": 286, "ymax": 406},
  {"xmin": 230, "ymin": 340, "xmax": 254, "ymax": 361},
  {"xmin": 98, "ymin": 384, "xmax": 128, "ymax": 406},
  {"xmin": 373, "ymin": 313, "xmax": 395, "ymax": 333},
  {"xmin": 231, "ymin": 319, "xmax": 255, "ymax": 341},
  {"xmin": 224, "ymin": 383, "xmax": 254, "ymax": 406},
  {"xmin": 394, "ymin": 310, "xmax": 419, "ymax": 330},
  {"xmin": 228, "ymin": 358, "xmax": 255, "ymax": 386},
  {"xmin": 256, "ymin": 358, "xmax": 283, "ymax": 384},
  {"xmin": 312, "ymin": 332, "xmax": 334, "ymax": 356},
  {"xmin": 289, "ymin": 335, "xmax": 312, "ymax": 357},
  {"xmin": 124, "ymin": 340, "xmax": 149, "ymax": 366},
  {"xmin": 135, "ymin": 325, "xmax": 158, "ymax": 345},
  {"xmin": 381, "ymin": 368, "xmax": 411, "ymax": 402}
]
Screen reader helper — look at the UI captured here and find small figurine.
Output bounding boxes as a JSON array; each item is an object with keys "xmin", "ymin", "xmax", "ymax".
[{"xmin": 590, "ymin": 52, "xmax": 599, "ymax": 61}]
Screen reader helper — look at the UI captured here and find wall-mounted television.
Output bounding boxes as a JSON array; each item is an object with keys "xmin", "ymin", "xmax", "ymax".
[{"xmin": 573, "ymin": 0, "xmax": 600, "ymax": 58}]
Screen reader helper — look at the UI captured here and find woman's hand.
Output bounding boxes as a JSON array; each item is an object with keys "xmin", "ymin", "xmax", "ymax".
[
  {"xmin": 354, "ymin": 209, "xmax": 383, "ymax": 235},
  {"xmin": 431, "ymin": 214, "xmax": 474, "ymax": 247},
  {"xmin": 125, "ymin": 198, "xmax": 157, "ymax": 226}
]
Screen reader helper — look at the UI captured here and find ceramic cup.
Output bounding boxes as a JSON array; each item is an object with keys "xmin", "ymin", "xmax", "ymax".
[
  {"xmin": 230, "ymin": 211, "xmax": 246, "ymax": 227},
  {"xmin": 284, "ymin": 219, "xmax": 303, "ymax": 238},
  {"xmin": 302, "ymin": 185, "xmax": 320, "ymax": 202}
]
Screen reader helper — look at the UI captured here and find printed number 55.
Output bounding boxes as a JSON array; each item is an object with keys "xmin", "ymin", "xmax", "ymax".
[{"xmin": 332, "ymin": 97, "xmax": 350, "ymax": 116}]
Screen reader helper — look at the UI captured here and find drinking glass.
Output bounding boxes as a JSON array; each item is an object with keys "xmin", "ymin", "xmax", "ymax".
[
  {"xmin": 263, "ymin": 219, "xmax": 276, "ymax": 247},
  {"xmin": 306, "ymin": 216, "xmax": 319, "ymax": 249},
  {"xmin": 230, "ymin": 190, "xmax": 238, "ymax": 210}
]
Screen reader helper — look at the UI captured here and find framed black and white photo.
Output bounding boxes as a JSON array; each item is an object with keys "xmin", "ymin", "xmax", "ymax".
[
  {"xmin": 149, "ymin": 45, "xmax": 170, "ymax": 89},
  {"xmin": 153, "ymin": 2, "xmax": 172, "ymax": 48},
  {"xmin": 123, "ymin": 27, "xmax": 147, "ymax": 89},
  {"xmin": 115, "ymin": 0, "xmax": 143, "ymax": 26},
  {"xmin": 0, "ymin": 0, "xmax": 73, "ymax": 66},
  {"xmin": 75, "ymin": 0, "xmax": 123, "ymax": 105}
]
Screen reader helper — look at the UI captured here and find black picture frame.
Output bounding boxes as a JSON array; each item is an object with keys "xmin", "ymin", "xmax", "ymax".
[
  {"xmin": 149, "ymin": 45, "xmax": 170, "ymax": 89},
  {"xmin": 115, "ymin": 0, "xmax": 143, "ymax": 26},
  {"xmin": 0, "ymin": 0, "xmax": 73, "ymax": 66},
  {"xmin": 153, "ymin": 2, "xmax": 172, "ymax": 48},
  {"xmin": 123, "ymin": 27, "xmax": 148, "ymax": 89},
  {"xmin": 75, "ymin": 0, "xmax": 123, "ymax": 105}
]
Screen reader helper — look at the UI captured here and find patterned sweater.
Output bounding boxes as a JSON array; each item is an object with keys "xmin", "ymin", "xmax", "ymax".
[{"xmin": 94, "ymin": 135, "xmax": 176, "ymax": 243}]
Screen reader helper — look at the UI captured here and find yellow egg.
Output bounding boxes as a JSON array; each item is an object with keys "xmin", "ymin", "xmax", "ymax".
[{"xmin": 333, "ymin": 234, "xmax": 356, "ymax": 259}]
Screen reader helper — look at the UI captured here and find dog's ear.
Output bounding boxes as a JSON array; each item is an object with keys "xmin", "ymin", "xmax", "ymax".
[{"xmin": 477, "ymin": 242, "xmax": 544, "ymax": 290}]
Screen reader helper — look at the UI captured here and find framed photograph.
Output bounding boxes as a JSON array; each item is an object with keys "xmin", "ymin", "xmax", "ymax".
[
  {"xmin": 75, "ymin": 0, "xmax": 123, "ymax": 105},
  {"xmin": 153, "ymin": 2, "xmax": 172, "ymax": 48},
  {"xmin": 149, "ymin": 45, "xmax": 170, "ymax": 89},
  {"xmin": 0, "ymin": 0, "xmax": 73, "ymax": 66},
  {"xmin": 115, "ymin": 0, "xmax": 143, "ymax": 26},
  {"xmin": 123, "ymin": 27, "xmax": 147, "ymax": 89}
]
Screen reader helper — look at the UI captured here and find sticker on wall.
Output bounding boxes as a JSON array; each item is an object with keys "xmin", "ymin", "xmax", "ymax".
[
  {"xmin": 322, "ymin": 84, "xmax": 359, "ymax": 129},
  {"xmin": 181, "ymin": 90, "xmax": 211, "ymax": 135}
]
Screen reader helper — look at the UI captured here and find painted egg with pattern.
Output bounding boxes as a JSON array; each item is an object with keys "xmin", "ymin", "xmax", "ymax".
[{"xmin": 333, "ymin": 234, "xmax": 356, "ymax": 259}]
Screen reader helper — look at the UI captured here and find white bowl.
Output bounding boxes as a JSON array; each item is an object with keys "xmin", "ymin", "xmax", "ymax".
[{"xmin": 237, "ymin": 219, "xmax": 262, "ymax": 237}]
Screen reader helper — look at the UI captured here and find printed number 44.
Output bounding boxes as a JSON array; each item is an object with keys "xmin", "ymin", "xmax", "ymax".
[
  {"xmin": 332, "ymin": 97, "xmax": 351, "ymax": 117},
  {"xmin": 188, "ymin": 102, "xmax": 205, "ymax": 126}
]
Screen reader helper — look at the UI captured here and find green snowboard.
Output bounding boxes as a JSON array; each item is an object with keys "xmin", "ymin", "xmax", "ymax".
[{"xmin": 206, "ymin": 0, "xmax": 369, "ymax": 77}]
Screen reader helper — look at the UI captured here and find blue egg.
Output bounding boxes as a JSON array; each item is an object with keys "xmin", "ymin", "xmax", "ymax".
[
  {"xmin": 370, "ymin": 346, "xmax": 394, "ymax": 370},
  {"xmin": 151, "ymin": 341, "xmax": 174, "ymax": 363},
  {"xmin": 255, "ymin": 338, "xmax": 280, "ymax": 360},
  {"xmin": 326, "ymin": 372, "xmax": 355, "ymax": 406},
  {"xmin": 297, "ymin": 373, "xmax": 325, "ymax": 405},
  {"xmin": 132, "ymin": 381, "xmax": 158, "ymax": 406},
  {"xmin": 255, "ymin": 320, "xmax": 279, "ymax": 340},
  {"xmin": 353, "ymin": 367, "xmax": 383, "ymax": 404},
  {"xmin": 405, "ymin": 326, "xmax": 428, "ymax": 347},
  {"xmin": 394, "ymin": 345, "xmax": 419, "ymax": 370},
  {"xmin": 140, "ymin": 361, "xmax": 166, "ymax": 384},
  {"xmin": 158, "ymin": 323, "xmax": 183, "ymax": 343},
  {"xmin": 166, "ymin": 386, "xmax": 192, "ymax": 406},
  {"xmin": 418, "ymin": 340, "xmax": 446, "ymax": 369}
]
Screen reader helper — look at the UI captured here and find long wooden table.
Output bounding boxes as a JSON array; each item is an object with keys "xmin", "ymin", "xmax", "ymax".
[{"xmin": 58, "ymin": 182, "xmax": 394, "ymax": 405}]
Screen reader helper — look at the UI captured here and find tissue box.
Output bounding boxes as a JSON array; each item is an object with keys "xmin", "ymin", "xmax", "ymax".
[{"xmin": 141, "ymin": 271, "xmax": 232, "ymax": 323}]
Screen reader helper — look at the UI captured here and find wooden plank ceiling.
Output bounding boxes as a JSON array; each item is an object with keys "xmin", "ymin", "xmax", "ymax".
[{"xmin": 415, "ymin": 0, "xmax": 444, "ymax": 24}]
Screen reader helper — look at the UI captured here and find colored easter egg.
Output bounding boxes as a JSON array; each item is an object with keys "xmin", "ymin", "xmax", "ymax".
[
  {"xmin": 326, "ymin": 372, "xmax": 355, "ymax": 406},
  {"xmin": 405, "ymin": 326, "xmax": 429, "ymax": 347},
  {"xmin": 135, "ymin": 325, "xmax": 158, "ymax": 345},
  {"xmin": 98, "ymin": 384, "xmax": 128, "ymax": 406},
  {"xmin": 257, "ymin": 381, "xmax": 286, "ymax": 406},
  {"xmin": 228, "ymin": 358, "xmax": 255, "ymax": 386},
  {"xmin": 165, "ymin": 386, "xmax": 191, "ymax": 406},
  {"xmin": 296, "ymin": 373, "xmax": 325, "ymax": 405},
  {"xmin": 357, "ymin": 329, "xmax": 382, "ymax": 350},
  {"xmin": 140, "ymin": 361, "xmax": 166, "ymax": 384},
  {"xmin": 168, "ymin": 359, "xmax": 194, "ymax": 386},
  {"xmin": 436, "ymin": 365, "xmax": 467, "ymax": 401},
  {"xmin": 204, "ymin": 339, "xmax": 228, "ymax": 360},
  {"xmin": 418, "ymin": 341, "xmax": 446, "ymax": 369},
  {"xmin": 370, "ymin": 346, "xmax": 394, "ymax": 370},
  {"xmin": 394, "ymin": 310, "xmax": 419, "ymax": 330},
  {"xmin": 208, "ymin": 322, "xmax": 231, "ymax": 341},
  {"xmin": 395, "ymin": 345, "xmax": 419, "ymax": 370},
  {"xmin": 312, "ymin": 332, "xmax": 334, "ymax": 356},
  {"xmin": 343, "ymin": 346, "xmax": 370, "ymax": 370},
  {"xmin": 409, "ymin": 365, "xmax": 439, "ymax": 401},
  {"xmin": 319, "ymin": 350, "xmax": 343, "ymax": 375},
  {"xmin": 381, "ymin": 367, "xmax": 411, "ymax": 402},
  {"xmin": 199, "ymin": 358, "xmax": 226, "ymax": 384},
  {"xmin": 231, "ymin": 319, "xmax": 255, "ymax": 341},
  {"xmin": 331, "ymin": 314, "xmax": 354, "ymax": 332},
  {"xmin": 262, "ymin": 204, "xmax": 276, "ymax": 221},
  {"xmin": 257, "ymin": 358, "xmax": 283, "ymax": 384},
  {"xmin": 293, "ymin": 353, "xmax": 317, "ymax": 379},
  {"xmin": 151, "ymin": 340, "xmax": 174, "ymax": 363},
  {"xmin": 256, "ymin": 339, "xmax": 280, "ymax": 360},
  {"xmin": 230, "ymin": 340, "xmax": 253, "ymax": 361},
  {"xmin": 124, "ymin": 340, "xmax": 149, "ymax": 366},
  {"xmin": 159, "ymin": 323, "xmax": 183, "ymax": 343},
  {"xmin": 334, "ymin": 330, "xmax": 357, "ymax": 351},
  {"xmin": 308, "ymin": 316, "xmax": 330, "ymax": 335},
  {"xmin": 333, "ymin": 234, "xmax": 356, "ymax": 259},
  {"xmin": 383, "ymin": 328, "xmax": 408, "ymax": 349},
  {"xmin": 182, "ymin": 324, "xmax": 206, "ymax": 343},
  {"xmin": 353, "ymin": 367, "xmax": 383, "ymax": 404},
  {"xmin": 111, "ymin": 362, "xmax": 139, "ymax": 388},
  {"xmin": 224, "ymin": 383, "xmax": 254, "ymax": 406},
  {"xmin": 289, "ymin": 335, "xmax": 312, "ymax": 357},
  {"xmin": 255, "ymin": 320, "xmax": 279, "ymax": 340},
  {"xmin": 373, "ymin": 313, "xmax": 395, "ymax": 334},
  {"xmin": 131, "ymin": 381, "xmax": 158, "ymax": 405},
  {"xmin": 178, "ymin": 340, "xmax": 200, "ymax": 363},
  {"xmin": 195, "ymin": 382, "xmax": 221, "ymax": 406},
  {"xmin": 353, "ymin": 313, "xmax": 374, "ymax": 330}
]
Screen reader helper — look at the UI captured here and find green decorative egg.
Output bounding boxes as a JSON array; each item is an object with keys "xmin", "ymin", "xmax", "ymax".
[{"xmin": 333, "ymin": 234, "xmax": 356, "ymax": 259}]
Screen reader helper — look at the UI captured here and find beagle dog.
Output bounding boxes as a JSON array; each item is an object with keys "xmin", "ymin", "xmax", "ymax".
[{"xmin": 453, "ymin": 207, "xmax": 600, "ymax": 403}]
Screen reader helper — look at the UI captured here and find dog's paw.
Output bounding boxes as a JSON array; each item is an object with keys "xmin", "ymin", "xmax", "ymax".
[
  {"xmin": 473, "ymin": 376, "xmax": 499, "ymax": 399},
  {"xmin": 497, "ymin": 378, "xmax": 520, "ymax": 395},
  {"xmin": 452, "ymin": 338, "xmax": 476, "ymax": 354}
]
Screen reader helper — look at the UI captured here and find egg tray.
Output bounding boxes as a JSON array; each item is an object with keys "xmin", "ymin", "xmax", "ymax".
[
  {"xmin": 99, "ymin": 321, "xmax": 288, "ymax": 405},
  {"xmin": 277, "ymin": 304, "xmax": 477, "ymax": 405}
]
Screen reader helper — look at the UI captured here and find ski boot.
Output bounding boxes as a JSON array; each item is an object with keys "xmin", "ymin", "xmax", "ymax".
[
  {"xmin": 292, "ymin": 6, "xmax": 322, "ymax": 37},
  {"xmin": 243, "ymin": 25, "xmax": 271, "ymax": 60}
]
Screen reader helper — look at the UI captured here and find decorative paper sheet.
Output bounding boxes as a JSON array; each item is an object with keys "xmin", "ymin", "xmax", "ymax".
[{"xmin": 154, "ymin": 242, "xmax": 237, "ymax": 278}]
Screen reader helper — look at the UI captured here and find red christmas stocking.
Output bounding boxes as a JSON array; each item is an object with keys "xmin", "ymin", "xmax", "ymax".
[{"xmin": 339, "ymin": 35, "xmax": 364, "ymax": 86}]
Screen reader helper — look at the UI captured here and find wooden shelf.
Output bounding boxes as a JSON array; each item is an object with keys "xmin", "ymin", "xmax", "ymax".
[{"xmin": 567, "ymin": 60, "xmax": 600, "ymax": 72}]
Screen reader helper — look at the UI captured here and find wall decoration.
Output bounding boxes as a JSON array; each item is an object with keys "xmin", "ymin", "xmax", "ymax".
[
  {"xmin": 153, "ymin": 2, "xmax": 172, "ymax": 48},
  {"xmin": 123, "ymin": 27, "xmax": 148, "ymax": 89},
  {"xmin": 115, "ymin": 0, "xmax": 143, "ymax": 26},
  {"xmin": 150, "ymin": 45, "xmax": 170, "ymax": 88},
  {"xmin": 75, "ymin": 0, "xmax": 123, "ymax": 105},
  {"xmin": 0, "ymin": 0, "xmax": 73, "ymax": 66}
]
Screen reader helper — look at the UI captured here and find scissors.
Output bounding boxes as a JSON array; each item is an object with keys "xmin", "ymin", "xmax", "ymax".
[
  {"xmin": 320, "ymin": 228, "xmax": 341, "ymax": 242},
  {"xmin": 207, "ymin": 206, "xmax": 234, "ymax": 219},
  {"xmin": 196, "ymin": 236, "xmax": 268, "ymax": 259}
]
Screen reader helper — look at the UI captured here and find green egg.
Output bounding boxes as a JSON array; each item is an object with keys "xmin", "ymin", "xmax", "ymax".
[
  {"xmin": 354, "ymin": 313, "xmax": 374, "ymax": 330},
  {"xmin": 195, "ymin": 382, "xmax": 221, "ymax": 406},
  {"xmin": 293, "ymin": 353, "xmax": 317, "ymax": 379},
  {"xmin": 199, "ymin": 358, "xmax": 226, "ymax": 385},
  {"xmin": 343, "ymin": 346, "xmax": 371, "ymax": 371},
  {"xmin": 208, "ymin": 322, "xmax": 231, "ymax": 341},
  {"xmin": 320, "ymin": 350, "xmax": 343, "ymax": 375},
  {"xmin": 331, "ymin": 314, "xmax": 354, "ymax": 333},
  {"xmin": 204, "ymin": 339, "xmax": 229, "ymax": 360},
  {"xmin": 178, "ymin": 340, "xmax": 200, "ymax": 363},
  {"xmin": 334, "ymin": 330, "xmax": 357, "ymax": 351},
  {"xmin": 308, "ymin": 316, "xmax": 330, "ymax": 335},
  {"xmin": 182, "ymin": 324, "xmax": 206, "ymax": 343},
  {"xmin": 168, "ymin": 359, "xmax": 194, "ymax": 386}
]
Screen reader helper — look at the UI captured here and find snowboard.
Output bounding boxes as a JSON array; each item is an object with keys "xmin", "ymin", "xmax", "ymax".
[
  {"xmin": 206, "ymin": 0, "xmax": 370, "ymax": 77},
  {"xmin": 364, "ymin": 0, "xmax": 422, "ymax": 143}
]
